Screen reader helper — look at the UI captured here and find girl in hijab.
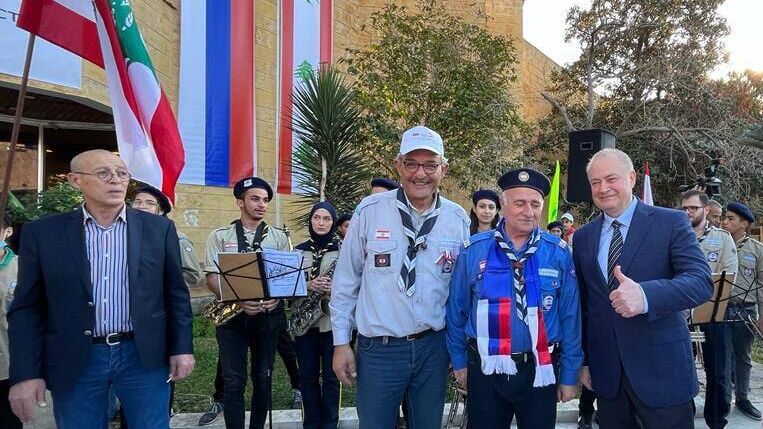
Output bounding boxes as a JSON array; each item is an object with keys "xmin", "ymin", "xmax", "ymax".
[{"xmin": 293, "ymin": 202, "xmax": 342, "ymax": 429}]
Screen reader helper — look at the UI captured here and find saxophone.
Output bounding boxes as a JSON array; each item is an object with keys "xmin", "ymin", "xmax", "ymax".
[
  {"xmin": 288, "ymin": 259, "xmax": 338, "ymax": 337},
  {"xmin": 203, "ymin": 300, "xmax": 242, "ymax": 326}
]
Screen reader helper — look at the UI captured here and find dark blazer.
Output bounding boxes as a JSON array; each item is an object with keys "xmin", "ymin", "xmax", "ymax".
[
  {"xmin": 8, "ymin": 207, "xmax": 193, "ymax": 392},
  {"xmin": 573, "ymin": 201, "xmax": 712, "ymax": 408}
]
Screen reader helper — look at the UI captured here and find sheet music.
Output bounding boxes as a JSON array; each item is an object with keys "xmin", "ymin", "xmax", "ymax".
[{"xmin": 262, "ymin": 248, "xmax": 307, "ymax": 298}]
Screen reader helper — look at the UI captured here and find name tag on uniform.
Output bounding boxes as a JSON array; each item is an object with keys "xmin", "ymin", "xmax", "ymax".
[
  {"xmin": 705, "ymin": 238, "xmax": 721, "ymax": 246},
  {"xmin": 539, "ymin": 268, "xmax": 559, "ymax": 277},
  {"xmin": 374, "ymin": 254, "xmax": 391, "ymax": 267},
  {"xmin": 223, "ymin": 242, "xmax": 238, "ymax": 251},
  {"xmin": 744, "ymin": 254, "xmax": 756, "ymax": 262},
  {"xmin": 375, "ymin": 229, "xmax": 391, "ymax": 240}
]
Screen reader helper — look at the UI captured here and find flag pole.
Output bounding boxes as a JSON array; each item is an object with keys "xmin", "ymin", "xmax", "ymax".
[{"xmin": 0, "ymin": 33, "xmax": 36, "ymax": 231}]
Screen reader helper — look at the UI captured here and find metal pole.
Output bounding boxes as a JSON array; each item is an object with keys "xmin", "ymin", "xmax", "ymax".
[
  {"xmin": 0, "ymin": 33, "xmax": 36, "ymax": 231},
  {"xmin": 37, "ymin": 125, "xmax": 45, "ymax": 192}
]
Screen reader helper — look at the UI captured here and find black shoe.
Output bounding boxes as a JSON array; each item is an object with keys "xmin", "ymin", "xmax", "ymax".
[
  {"xmin": 737, "ymin": 399, "xmax": 762, "ymax": 420},
  {"xmin": 577, "ymin": 413, "xmax": 594, "ymax": 429},
  {"xmin": 198, "ymin": 401, "xmax": 223, "ymax": 426},
  {"xmin": 292, "ymin": 389, "xmax": 303, "ymax": 409}
]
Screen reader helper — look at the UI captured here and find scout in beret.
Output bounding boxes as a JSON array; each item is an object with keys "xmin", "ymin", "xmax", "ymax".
[
  {"xmin": 370, "ymin": 177, "xmax": 400, "ymax": 194},
  {"xmin": 234, "ymin": 176, "xmax": 274, "ymax": 200}
]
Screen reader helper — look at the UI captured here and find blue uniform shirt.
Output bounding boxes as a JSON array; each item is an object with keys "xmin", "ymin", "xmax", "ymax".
[{"xmin": 446, "ymin": 226, "xmax": 583, "ymax": 386}]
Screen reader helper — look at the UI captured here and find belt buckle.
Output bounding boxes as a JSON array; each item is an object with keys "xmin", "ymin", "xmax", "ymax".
[
  {"xmin": 105, "ymin": 333, "xmax": 121, "ymax": 346},
  {"xmin": 405, "ymin": 334, "xmax": 415, "ymax": 341}
]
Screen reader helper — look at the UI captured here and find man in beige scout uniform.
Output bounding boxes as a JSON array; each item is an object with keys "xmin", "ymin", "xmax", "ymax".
[
  {"xmin": 680, "ymin": 189, "xmax": 737, "ymax": 429},
  {"xmin": 722, "ymin": 202, "xmax": 763, "ymax": 421}
]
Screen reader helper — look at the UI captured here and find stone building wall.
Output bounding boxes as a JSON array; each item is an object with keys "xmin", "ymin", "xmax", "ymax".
[{"xmin": 0, "ymin": 0, "xmax": 559, "ymax": 260}]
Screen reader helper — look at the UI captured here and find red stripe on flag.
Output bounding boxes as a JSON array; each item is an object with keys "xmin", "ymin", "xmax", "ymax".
[
  {"xmin": 229, "ymin": 0, "xmax": 255, "ymax": 185},
  {"xmin": 498, "ymin": 297, "xmax": 512, "ymax": 355},
  {"xmin": 17, "ymin": 0, "xmax": 104, "ymax": 67},
  {"xmin": 319, "ymin": 0, "xmax": 333, "ymax": 64},
  {"xmin": 277, "ymin": 0, "xmax": 295, "ymax": 195},
  {"xmin": 150, "ymin": 93, "xmax": 185, "ymax": 203}
]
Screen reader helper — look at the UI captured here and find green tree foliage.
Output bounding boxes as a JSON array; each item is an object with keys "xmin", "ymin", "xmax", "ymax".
[
  {"xmin": 7, "ymin": 179, "xmax": 83, "ymax": 223},
  {"xmin": 537, "ymin": 0, "xmax": 763, "ymax": 213},
  {"xmin": 291, "ymin": 66, "xmax": 371, "ymax": 226},
  {"xmin": 344, "ymin": 0, "xmax": 527, "ymax": 190}
]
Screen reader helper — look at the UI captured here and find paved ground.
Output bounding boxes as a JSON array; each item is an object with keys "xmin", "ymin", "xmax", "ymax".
[{"xmin": 19, "ymin": 362, "xmax": 763, "ymax": 428}]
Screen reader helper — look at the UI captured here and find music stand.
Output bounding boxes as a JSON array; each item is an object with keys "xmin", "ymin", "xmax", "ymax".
[
  {"xmin": 692, "ymin": 272, "xmax": 733, "ymax": 324},
  {"xmin": 213, "ymin": 249, "xmax": 307, "ymax": 302}
]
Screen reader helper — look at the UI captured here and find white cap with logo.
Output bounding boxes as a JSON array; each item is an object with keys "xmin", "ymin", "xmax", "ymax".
[
  {"xmin": 561, "ymin": 212, "xmax": 574, "ymax": 222},
  {"xmin": 399, "ymin": 125, "xmax": 445, "ymax": 157}
]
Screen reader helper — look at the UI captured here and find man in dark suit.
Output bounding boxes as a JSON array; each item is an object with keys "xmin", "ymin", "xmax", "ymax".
[
  {"xmin": 573, "ymin": 148, "xmax": 712, "ymax": 429},
  {"xmin": 7, "ymin": 150, "xmax": 194, "ymax": 428}
]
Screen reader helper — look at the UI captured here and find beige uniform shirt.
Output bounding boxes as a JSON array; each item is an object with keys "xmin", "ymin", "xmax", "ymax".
[
  {"xmin": 734, "ymin": 236, "xmax": 763, "ymax": 312},
  {"xmin": 0, "ymin": 253, "xmax": 18, "ymax": 380},
  {"xmin": 300, "ymin": 247, "xmax": 340, "ymax": 333},
  {"xmin": 698, "ymin": 224, "xmax": 738, "ymax": 275},
  {"xmin": 205, "ymin": 222, "xmax": 290, "ymax": 273},
  {"xmin": 178, "ymin": 231, "xmax": 203, "ymax": 288}
]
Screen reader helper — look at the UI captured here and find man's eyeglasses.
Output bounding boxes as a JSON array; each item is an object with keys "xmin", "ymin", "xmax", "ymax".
[
  {"xmin": 680, "ymin": 205, "xmax": 704, "ymax": 213},
  {"xmin": 402, "ymin": 160, "xmax": 441, "ymax": 174},
  {"xmin": 73, "ymin": 169, "xmax": 131, "ymax": 182}
]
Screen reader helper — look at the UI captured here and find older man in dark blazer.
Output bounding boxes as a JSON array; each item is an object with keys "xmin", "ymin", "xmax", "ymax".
[
  {"xmin": 573, "ymin": 148, "xmax": 712, "ymax": 429},
  {"xmin": 7, "ymin": 150, "xmax": 194, "ymax": 428}
]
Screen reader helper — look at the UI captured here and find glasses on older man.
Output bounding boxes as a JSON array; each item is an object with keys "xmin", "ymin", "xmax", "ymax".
[
  {"xmin": 73, "ymin": 168, "xmax": 132, "ymax": 182},
  {"xmin": 401, "ymin": 160, "xmax": 441, "ymax": 174},
  {"xmin": 131, "ymin": 199, "xmax": 158, "ymax": 209}
]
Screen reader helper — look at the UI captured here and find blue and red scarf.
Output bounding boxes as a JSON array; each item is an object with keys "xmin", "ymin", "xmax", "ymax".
[{"xmin": 475, "ymin": 228, "xmax": 555, "ymax": 387}]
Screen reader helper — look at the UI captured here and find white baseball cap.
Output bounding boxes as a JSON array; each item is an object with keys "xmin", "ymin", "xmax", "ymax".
[
  {"xmin": 399, "ymin": 125, "xmax": 444, "ymax": 157},
  {"xmin": 561, "ymin": 212, "xmax": 574, "ymax": 222}
]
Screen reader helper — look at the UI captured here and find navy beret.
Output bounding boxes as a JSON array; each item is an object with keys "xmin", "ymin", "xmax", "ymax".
[
  {"xmin": 135, "ymin": 185, "xmax": 172, "ymax": 215},
  {"xmin": 726, "ymin": 202, "xmax": 755, "ymax": 223},
  {"xmin": 233, "ymin": 177, "xmax": 273, "ymax": 200},
  {"xmin": 336, "ymin": 213, "xmax": 352, "ymax": 225},
  {"xmin": 547, "ymin": 220, "xmax": 564, "ymax": 231},
  {"xmin": 471, "ymin": 189, "xmax": 501, "ymax": 208},
  {"xmin": 370, "ymin": 177, "xmax": 399, "ymax": 191},
  {"xmin": 497, "ymin": 168, "xmax": 551, "ymax": 197}
]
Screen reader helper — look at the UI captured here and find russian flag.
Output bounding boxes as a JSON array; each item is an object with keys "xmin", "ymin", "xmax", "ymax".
[
  {"xmin": 178, "ymin": 0, "xmax": 256, "ymax": 187},
  {"xmin": 277, "ymin": 0, "xmax": 333, "ymax": 194}
]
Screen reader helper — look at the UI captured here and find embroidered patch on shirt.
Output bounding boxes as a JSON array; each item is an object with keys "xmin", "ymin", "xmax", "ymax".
[
  {"xmin": 744, "ymin": 267, "xmax": 754, "ymax": 277},
  {"xmin": 375, "ymin": 229, "xmax": 391, "ymax": 240},
  {"xmin": 223, "ymin": 242, "xmax": 238, "ymax": 251},
  {"xmin": 744, "ymin": 254, "xmax": 756, "ymax": 262},
  {"xmin": 542, "ymin": 294, "xmax": 554, "ymax": 311},
  {"xmin": 478, "ymin": 260, "xmax": 487, "ymax": 272},
  {"xmin": 374, "ymin": 254, "xmax": 391, "ymax": 267},
  {"xmin": 707, "ymin": 252, "xmax": 719, "ymax": 262},
  {"xmin": 705, "ymin": 238, "xmax": 721, "ymax": 246}
]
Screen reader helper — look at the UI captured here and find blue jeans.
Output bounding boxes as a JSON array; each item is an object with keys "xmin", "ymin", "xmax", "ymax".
[
  {"xmin": 52, "ymin": 339, "xmax": 169, "ymax": 429},
  {"xmin": 355, "ymin": 330, "xmax": 448, "ymax": 429}
]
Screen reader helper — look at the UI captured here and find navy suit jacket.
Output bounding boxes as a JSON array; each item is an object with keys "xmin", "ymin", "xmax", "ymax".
[
  {"xmin": 572, "ymin": 201, "xmax": 712, "ymax": 408},
  {"xmin": 8, "ymin": 207, "xmax": 193, "ymax": 392}
]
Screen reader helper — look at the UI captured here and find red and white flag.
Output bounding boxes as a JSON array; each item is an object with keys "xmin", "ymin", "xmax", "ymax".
[
  {"xmin": 642, "ymin": 162, "xmax": 654, "ymax": 206},
  {"xmin": 18, "ymin": 0, "xmax": 185, "ymax": 202}
]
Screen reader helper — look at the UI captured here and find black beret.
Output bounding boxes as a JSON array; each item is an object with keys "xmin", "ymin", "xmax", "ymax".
[
  {"xmin": 497, "ymin": 168, "xmax": 551, "ymax": 197},
  {"xmin": 336, "ymin": 213, "xmax": 352, "ymax": 226},
  {"xmin": 726, "ymin": 202, "xmax": 755, "ymax": 224},
  {"xmin": 135, "ymin": 185, "xmax": 172, "ymax": 215},
  {"xmin": 547, "ymin": 220, "xmax": 564, "ymax": 231},
  {"xmin": 233, "ymin": 177, "xmax": 273, "ymax": 200},
  {"xmin": 370, "ymin": 177, "xmax": 399, "ymax": 191},
  {"xmin": 471, "ymin": 189, "xmax": 501, "ymax": 208}
]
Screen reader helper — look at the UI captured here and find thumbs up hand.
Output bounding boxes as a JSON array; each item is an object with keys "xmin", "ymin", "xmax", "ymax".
[{"xmin": 608, "ymin": 266, "xmax": 645, "ymax": 318}]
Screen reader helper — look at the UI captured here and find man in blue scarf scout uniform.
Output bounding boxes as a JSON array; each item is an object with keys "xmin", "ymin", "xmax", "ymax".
[{"xmin": 446, "ymin": 167, "xmax": 582, "ymax": 428}]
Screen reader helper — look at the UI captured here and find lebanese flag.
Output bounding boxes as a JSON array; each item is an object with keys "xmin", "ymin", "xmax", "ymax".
[
  {"xmin": 643, "ymin": 162, "xmax": 654, "ymax": 206},
  {"xmin": 17, "ymin": 0, "xmax": 185, "ymax": 202}
]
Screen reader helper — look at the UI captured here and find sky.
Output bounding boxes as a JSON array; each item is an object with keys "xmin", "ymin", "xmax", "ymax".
[{"xmin": 523, "ymin": 0, "xmax": 763, "ymax": 76}]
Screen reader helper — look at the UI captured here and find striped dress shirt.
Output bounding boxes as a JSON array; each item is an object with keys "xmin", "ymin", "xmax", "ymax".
[{"xmin": 83, "ymin": 205, "xmax": 132, "ymax": 337}]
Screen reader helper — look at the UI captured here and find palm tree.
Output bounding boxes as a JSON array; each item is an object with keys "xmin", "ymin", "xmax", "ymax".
[{"xmin": 290, "ymin": 65, "xmax": 370, "ymax": 226}]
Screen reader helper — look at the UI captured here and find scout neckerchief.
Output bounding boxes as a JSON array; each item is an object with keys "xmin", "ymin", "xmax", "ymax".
[
  {"xmin": 396, "ymin": 188, "xmax": 441, "ymax": 296},
  {"xmin": 697, "ymin": 221, "xmax": 712, "ymax": 244},
  {"xmin": 233, "ymin": 220, "xmax": 268, "ymax": 253},
  {"xmin": 295, "ymin": 237, "xmax": 341, "ymax": 280},
  {"xmin": 475, "ymin": 222, "xmax": 555, "ymax": 387},
  {"xmin": 0, "ymin": 248, "xmax": 14, "ymax": 271},
  {"xmin": 737, "ymin": 234, "xmax": 750, "ymax": 251}
]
